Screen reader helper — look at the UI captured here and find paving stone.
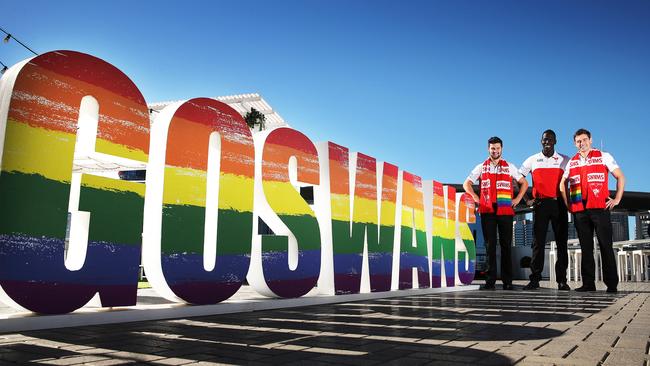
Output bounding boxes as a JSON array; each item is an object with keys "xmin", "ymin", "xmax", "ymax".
[
  {"xmin": 603, "ymin": 348, "xmax": 648, "ymax": 365},
  {"xmin": 518, "ymin": 355, "xmax": 592, "ymax": 365},
  {"xmin": 1, "ymin": 280, "xmax": 649, "ymax": 365},
  {"xmin": 151, "ymin": 358, "xmax": 196, "ymax": 365},
  {"xmin": 86, "ymin": 359, "xmax": 136, "ymax": 366},
  {"xmin": 565, "ymin": 345, "xmax": 609, "ymax": 362},
  {"xmin": 615, "ymin": 335, "xmax": 649, "ymax": 349},
  {"xmin": 38, "ymin": 355, "xmax": 110, "ymax": 365}
]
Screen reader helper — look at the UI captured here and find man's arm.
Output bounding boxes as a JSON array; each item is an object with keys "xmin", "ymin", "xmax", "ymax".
[
  {"xmin": 512, "ymin": 177, "xmax": 528, "ymax": 207},
  {"xmin": 606, "ymin": 168, "xmax": 625, "ymax": 210},
  {"xmin": 559, "ymin": 176, "xmax": 569, "ymax": 208},
  {"xmin": 463, "ymin": 179, "xmax": 480, "ymax": 204},
  {"xmin": 518, "ymin": 158, "xmax": 534, "ymax": 206}
]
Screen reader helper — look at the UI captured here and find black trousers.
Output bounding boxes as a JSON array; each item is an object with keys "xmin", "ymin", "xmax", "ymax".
[
  {"xmin": 530, "ymin": 199, "xmax": 569, "ymax": 283},
  {"xmin": 573, "ymin": 209, "xmax": 619, "ymax": 289},
  {"xmin": 480, "ymin": 212, "xmax": 513, "ymax": 285}
]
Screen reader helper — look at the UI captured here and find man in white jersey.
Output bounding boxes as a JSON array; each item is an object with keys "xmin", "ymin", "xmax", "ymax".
[
  {"xmin": 559, "ymin": 128, "xmax": 625, "ymax": 293},
  {"xmin": 464, "ymin": 136, "xmax": 528, "ymax": 290},
  {"xmin": 519, "ymin": 130, "xmax": 570, "ymax": 291}
]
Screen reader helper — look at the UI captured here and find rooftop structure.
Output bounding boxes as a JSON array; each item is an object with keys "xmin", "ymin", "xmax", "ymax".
[
  {"xmin": 72, "ymin": 93, "xmax": 288, "ymax": 176},
  {"xmin": 148, "ymin": 93, "xmax": 289, "ymax": 131}
]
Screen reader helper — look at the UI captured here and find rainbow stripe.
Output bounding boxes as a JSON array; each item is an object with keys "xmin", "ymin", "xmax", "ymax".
[
  {"xmin": 260, "ymin": 128, "xmax": 320, "ymax": 298},
  {"xmin": 496, "ymin": 192, "xmax": 512, "ymax": 208},
  {"xmin": 159, "ymin": 98, "xmax": 254, "ymax": 305},
  {"xmin": 329, "ymin": 143, "xmax": 398, "ymax": 294},
  {"xmin": 570, "ymin": 186, "xmax": 582, "ymax": 204},
  {"xmin": 456, "ymin": 193, "xmax": 476, "ymax": 285},
  {"xmin": 398, "ymin": 172, "xmax": 429, "ymax": 289},
  {"xmin": 0, "ymin": 51, "xmax": 149, "ymax": 314},
  {"xmin": 431, "ymin": 181, "xmax": 457, "ymax": 288}
]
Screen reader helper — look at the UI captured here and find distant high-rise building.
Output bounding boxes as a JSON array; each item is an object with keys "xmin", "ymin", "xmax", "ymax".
[
  {"xmin": 513, "ymin": 214, "xmax": 534, "ymax": 247},
  {"xmin": 636, "ymin": 211, "xmax": 650, "ymax": 239},
  {"xmin": 610, "ymin": 212, "xmax": 629, "ymax": 242}
]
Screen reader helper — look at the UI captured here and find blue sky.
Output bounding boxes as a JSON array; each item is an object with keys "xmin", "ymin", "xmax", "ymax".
[{"xmin": 2, "ymin": 0, "xmax": 648, "ymax": 195}]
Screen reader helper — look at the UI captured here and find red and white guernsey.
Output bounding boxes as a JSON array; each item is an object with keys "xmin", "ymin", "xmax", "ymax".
[{"xmin": 519, "ymin": 151, "xmax": 568, "ymax": 199}]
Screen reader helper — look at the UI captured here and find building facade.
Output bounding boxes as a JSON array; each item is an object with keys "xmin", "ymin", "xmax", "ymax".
[
  {"xmin": 636, "ymin": 211, "xmax": 650, "ymax": 239},
  {"xmin": 513, "ymin": 214, "xmax": 534, "ymax": 247}
]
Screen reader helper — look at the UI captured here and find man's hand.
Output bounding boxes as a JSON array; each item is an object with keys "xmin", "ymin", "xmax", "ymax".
[
  {"xmin": 606, "ymin": 196, "xmax": 620, "ymax": 210},
  {"xmin": 471, "ymin": 193, "xmax": 480, "ymax": 204},
  {"xmin": 512, "ymin": 197, "xmax": 522, "ymax": 207},
  {"xmin": 526, "ymin": 199, "xmax": 535, "ymax": 207}
]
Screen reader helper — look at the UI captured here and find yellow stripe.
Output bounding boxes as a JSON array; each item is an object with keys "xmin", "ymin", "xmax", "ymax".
[
  {"xmin": 262, "ymin": 180, "xmax": 316, "ymax": 217},
  {"xmin": 1, "ymin": 119, "xmax": 146, "ymax": 182},
  {"xmin": 163, "ymin": 166, "xmax": 254, "ymax": 211},
  {"xmin": 81, "ymin": 174, "xmax": 145, "ymax": 196},
  {"xmin": 432, "ymin": 216, "xmax": 456, "ymax": 239},
  {"xmin": 1, "ymin": 119, "xmax": 75, "ymax": 181},
  {"xmin": 96, "ymin": 138, "xmax": 148, "ymax": 163},
  {"xmin": 458, "ymin": 223, "xmax": 474, "ymax": 241},
  {"xmin": 401, "ymin": 206, "xmax": 426, "ymax": 230},
  {"xmin": 331, "ymin": 193, "xmax": 394, "ymax": 225}
]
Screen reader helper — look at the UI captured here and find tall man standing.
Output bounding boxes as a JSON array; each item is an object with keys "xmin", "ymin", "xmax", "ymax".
[
  {"xmin": 464, "ymin": 136, "xmax": 528, "ymax": 290},
  {"xmin": 559, "ymin": 128, "xmax": 625, "ymax": 293},
  {"xmin": 519, "ymin": 130, "xmax": 570, "ymax": 291}
]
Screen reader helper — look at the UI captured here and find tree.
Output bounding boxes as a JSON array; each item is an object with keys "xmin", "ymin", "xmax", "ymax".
[{"xmin": 244, "ymin": 108, "xmax": 266, "ymax": 131}]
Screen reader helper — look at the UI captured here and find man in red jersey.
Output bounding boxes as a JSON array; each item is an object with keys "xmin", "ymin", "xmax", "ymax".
[
  {"xmin": 519, "ymin": 130, "xmax": 570, "ymax": 291},
  {"xmin": 559, "ymin": 128, "xmax": 625, "ymax": 293},
  {"xmin": 464, "ymin": 136, "xmax": 528, "ymax": 290}
]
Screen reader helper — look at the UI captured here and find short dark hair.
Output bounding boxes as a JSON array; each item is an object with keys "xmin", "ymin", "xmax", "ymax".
[
  {"xmin": 488, "ymin": 136, "xmax": 502, "ymax": 146},
  {"xmin": 573, "ymin": 128, "xmax": 591, "ymax": 140},
  {"xmin": 542, "ymin": 129, "xmax": 556, "ymax": 139}
]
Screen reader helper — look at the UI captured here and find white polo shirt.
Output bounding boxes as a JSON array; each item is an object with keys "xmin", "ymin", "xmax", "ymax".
[
  {"xmin": 467, "ymin": 160, "xmax": 523, "ymax": 184},
  {"xmin": 519, "ymin": 151, "xmax": 568, "ymax": 199},
  {"xmin": 561, "ymin": 151, "xmax": 620, "ymax": 179}
]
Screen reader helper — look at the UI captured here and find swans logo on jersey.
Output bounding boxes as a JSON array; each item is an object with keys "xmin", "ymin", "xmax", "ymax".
[
  {"xmin": 481, "ymin": 180, "xmax": 491, "ymax": 188},
  {"xmin": 496, "ymin": 181, "xmax": 511, "ymax": 190},
  {"xmin": 587, "ymin": 157, "xmax": 603, "ymax": 165},
  {"xmin": 569, "ymin": 175, "xmax": 581, "ymax": 184},
  {"xmin": 587, "ymin": 173, "xmax": 605, "ymax": 182}
]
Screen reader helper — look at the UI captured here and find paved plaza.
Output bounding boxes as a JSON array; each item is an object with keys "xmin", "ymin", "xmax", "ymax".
[{"xmin": 1, "ymin": 280, "xmax": 649, "ymax": 365}]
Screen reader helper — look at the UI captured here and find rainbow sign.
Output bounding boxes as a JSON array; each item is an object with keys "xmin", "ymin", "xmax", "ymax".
[{"xmin": 0, "ymin": 51, "xmax": 475, "ymax": 315}]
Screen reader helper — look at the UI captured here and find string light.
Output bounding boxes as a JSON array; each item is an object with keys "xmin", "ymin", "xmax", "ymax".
[
  {"xmin": 0, "ymin": 60, "xmax": 8, "ymax": 74},
  {"xmin": 0, "ymin": 26, "xmax": 38, "ymax": 56}
]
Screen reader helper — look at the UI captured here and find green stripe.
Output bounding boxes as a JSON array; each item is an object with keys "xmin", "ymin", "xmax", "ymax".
[
  {"xmin": 161, "ymin": 204, "xmax": 252, "ymax": 255},
  {"xmin": 331, "ymin": 220, "xmax": 394, "ymax": 255},
  {"xmin": 272, "ymin": 214, "xmax": 320, "ymax": 251},
  {"xmin": 400, "ymin": 227, "xmax": 428, "ymax": 256},
  {"xmin": 0, "ymin": 171, "xmax": 144, "ymax": 244},
  {"xmin": 78, "ymin": 179, "xmax": 144, "ymax": 244},
  {"xmin": 432, "ymin": 237, "xmax": 455, "ymax": 261}
]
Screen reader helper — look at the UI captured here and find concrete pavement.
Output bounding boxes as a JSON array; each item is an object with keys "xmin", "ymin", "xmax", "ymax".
[{"xmin": 1, "ymin": 280, "xmax": 649, "ymax": 365}]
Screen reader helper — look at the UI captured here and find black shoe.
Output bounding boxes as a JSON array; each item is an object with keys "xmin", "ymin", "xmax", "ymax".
[
  {"xmin": 606, "ymin": 287, "xmax": 618, "ymax": 293},
  {"xmin": 574, "ymin": 285, "xmax": 596, "ymax": 292},
  {"xmin": 558, "ymin": 283, "xmax": 571, "ymax": 291},
  {"xmin": 502, "ymin": 284, "xmax": 514, "ymax": 290},
  {"xmin": 480, "ymin": 284, "xmax": 496, "ymax": 290},
  {"xmin": 523, "ymin": 281, "xmax": 539, "ymax": 290}
]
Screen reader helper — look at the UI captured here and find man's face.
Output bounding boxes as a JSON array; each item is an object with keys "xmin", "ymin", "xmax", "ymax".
[
  {"xmin": 574, "ymin": 133, "xmax": 592, "ymax": 153},
  {"xmin": 541, "ymin": 132, "xmax": 556, "ymax": 155},
  {"xmin": 488, "ymin": 143, "xmax": 502, "ymax": 160}
]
